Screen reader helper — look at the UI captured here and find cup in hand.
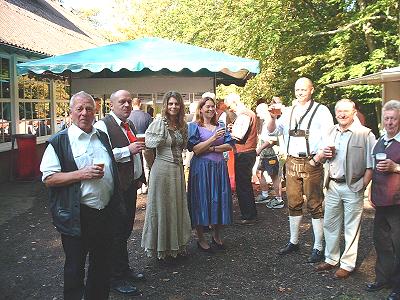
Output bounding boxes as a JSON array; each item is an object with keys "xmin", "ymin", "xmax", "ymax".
[
  {"xmin": 328, "ymin": 145, "xmax": 336, "ymax": 157},
  {"xmin": 375, "ymin": 152, "xmax": 387, "ymax": 162},
  {"xmin": 136, "ymin": 134, "xmax": 145, "ymax": 142},
  {"xmin": 270, "ymin": 105, "xmax": 282, "ymax": 116},
  {"xmin": 93, "ymin": 160, "xmax": 104, "ymax": 170}
]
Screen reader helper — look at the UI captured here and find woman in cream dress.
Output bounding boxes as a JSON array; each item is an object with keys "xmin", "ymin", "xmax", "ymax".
[{"xmin": 141, "ymin": 91, "xmax": 191, "ymax": 259}]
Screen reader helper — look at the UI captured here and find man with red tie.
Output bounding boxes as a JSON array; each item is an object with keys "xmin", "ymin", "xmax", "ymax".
[{"xmin": 95, "ymin": 90, "xmax": 146, "ymax": 295}]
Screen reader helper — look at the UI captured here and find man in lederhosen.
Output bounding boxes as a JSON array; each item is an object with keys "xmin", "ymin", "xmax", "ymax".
[{"xmin": 267, "ymin": 77, "xmax": 334, "ymax": 263}]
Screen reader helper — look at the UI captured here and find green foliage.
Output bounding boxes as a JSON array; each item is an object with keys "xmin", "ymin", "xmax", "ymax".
[{"xmin": 78, "ymin": 0, "xmax": 399, "ymax": 110}]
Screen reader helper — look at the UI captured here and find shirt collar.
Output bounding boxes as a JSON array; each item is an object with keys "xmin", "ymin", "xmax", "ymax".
[
  {"xmin": 384, "ymin": 131, "xmax": 400, "ymax": 142},
  {"xmin": 335, "ymin": 119, "xmax": 360, "ymax": 133},
  {"xmin": 109, "ymin": 111, "xmax": 125, "ymax": 126},
  {"xmin": 69, "ymin": 123, "xmax": 97, "ymax": 140}
]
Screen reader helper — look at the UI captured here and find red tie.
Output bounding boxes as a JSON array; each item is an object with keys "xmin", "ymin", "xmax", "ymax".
[{"xmin": 122, "ymin": 122, "xmax": 137, "ymax": 143}]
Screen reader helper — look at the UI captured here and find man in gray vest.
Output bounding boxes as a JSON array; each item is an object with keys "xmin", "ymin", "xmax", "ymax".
[
  {"xmin": 95, "ymin": 90, "xmax": 146, "ymax": 295},
  {"xmin": 314, "ymin": 99, "xmax": 375, "ymax": 279},
  {"xmin": 40, "ymin": 91, "xmax": 121, "ymax": 299},
  {"xmin": 267, "ymin": 77, "xmax": 334, "ymax": 263}
]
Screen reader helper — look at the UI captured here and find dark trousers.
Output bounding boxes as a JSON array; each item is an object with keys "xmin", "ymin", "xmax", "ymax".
[
  {"xmin": 61, "ymin": 205, "xmax": 112, "ymax": 300},
  {"xmin": 374, "ymin": 206, "xmax": 400, "ymax": 291},
  {"xmin": 111, "ymin": 183, "xmax": 138, "ymax": 280},
  {"xmin": 234, "ymin": 150, "xmax": 257, "ymax": 220}
]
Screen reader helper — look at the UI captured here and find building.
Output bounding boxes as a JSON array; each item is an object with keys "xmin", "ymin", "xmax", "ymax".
[{"xmin": 0, "ymin": 0, "xmax": 107, "ymax": 182}]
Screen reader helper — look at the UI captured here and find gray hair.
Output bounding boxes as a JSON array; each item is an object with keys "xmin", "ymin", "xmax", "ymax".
[
  {"xmin": 70, "ymin": 91, "xmax": 95, "ymax": 108},
  {"xmin": 334, "ymin": 98, "xmax": 356, "ymax": 111},
  {"xmin": 383, "ymin": 99, "xmax": 400, "ymax": 112}
]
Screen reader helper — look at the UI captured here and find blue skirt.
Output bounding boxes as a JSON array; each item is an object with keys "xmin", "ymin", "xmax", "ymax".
[{"xmin": 187, "ymin": 156, "xmax": 233, "ymax": 226}]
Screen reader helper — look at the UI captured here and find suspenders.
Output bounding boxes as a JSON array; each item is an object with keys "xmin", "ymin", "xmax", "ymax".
[{"xmin": 287, "ymin": 102, "xmax": 321, "ymax": 156}]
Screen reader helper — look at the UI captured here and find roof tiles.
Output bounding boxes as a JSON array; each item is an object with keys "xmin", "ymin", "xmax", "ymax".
[{"xmin": 0, "ymin": 0, "xmax": 108, "ymax": 56}]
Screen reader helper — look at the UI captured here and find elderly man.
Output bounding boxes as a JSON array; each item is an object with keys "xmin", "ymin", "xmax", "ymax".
[
  {"xmin": 95, "ymin": 90, "xmax": 146, "ymax": 295},
  {"xmin": 40, "ymin": 91, "xmax": 121, "ymax": 299},
  {"xmin": 267, "ymin": 77, "xmax": 334, "ymax": 262},
  {"xmin": 225, "ymin": 93, "xmax": 258, "ymax": 224},
  {"xmin": 314, "ymin": 99, "xmax": 375, "ymax": 279},
  {"xmin": 366, "ymin": 100, "xmax": 400, "ymax": 300}
]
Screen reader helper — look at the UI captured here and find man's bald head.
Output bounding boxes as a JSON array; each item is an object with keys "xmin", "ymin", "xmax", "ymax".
[
  {"xmin": 110, "ymin": 90, "xmax": 132, "ymax": 122},
  {"xmin": 294, "ymin": 77, "xmax": 314, "ymax": 105}
]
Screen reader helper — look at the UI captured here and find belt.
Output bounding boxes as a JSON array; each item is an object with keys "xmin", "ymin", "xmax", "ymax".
[
  {"xmin": 330, "ymin": 177, "xmax": 346, "ymax": 183},
  {"xmin": 288, "ymin": 155, "xmax": 312, "ymax": 159}
]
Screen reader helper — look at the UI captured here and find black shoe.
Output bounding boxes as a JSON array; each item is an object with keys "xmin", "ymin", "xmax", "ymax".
[
  {"xmin": 278, "ymin": 242, "xmax": 299, "ymax": 255},
  {"xmin": 111, "ymin": 279, "xmax": 141, "ymax": 295},
  {"xmin": 387, "ymin": 291, "xmax": 400, "ymax": 300},
  {"xmin": 307, "ymin": 249, "xmax": 324, "ymax": 263},
  {"xmin": 197, "ymin": 241, "xmax": 214, "ymax": 253},
  {"xmin": 365, "ymin": 281, "xmax": 391, "ymax": 292},
  {"xmin": 211, "ymin": 237, "xmax": 226, "ymax": 251},
  {"xmin": 125, "ymin": 269, "xmax": 146, "ymax": 282}
]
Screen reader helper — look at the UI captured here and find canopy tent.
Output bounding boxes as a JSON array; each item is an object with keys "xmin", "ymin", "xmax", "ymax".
[
  {"xmin": 17, "ymin": 37, "xmax": 260, "ymax": 86},
  {"xmin": 327, "ymin": 66, "xmax": 400, "ymax": 102}
]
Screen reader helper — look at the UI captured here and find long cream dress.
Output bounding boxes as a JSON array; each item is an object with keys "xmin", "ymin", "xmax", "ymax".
[{"xmin": 141, "ymin": 117, "xmax": 192, "ymax": 259}]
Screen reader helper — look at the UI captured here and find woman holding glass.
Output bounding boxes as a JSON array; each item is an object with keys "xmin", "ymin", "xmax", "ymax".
[
  {"xmin": 141, "ymin": 91, "xmax": 191, "ymax": 259},
  {"xmin": 187, "ymin": 93, "xmax": 235, "ymax": 251}
]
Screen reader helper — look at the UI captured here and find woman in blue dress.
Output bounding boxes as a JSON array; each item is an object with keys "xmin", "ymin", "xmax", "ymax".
[{"xmin": 187, "ymin": 95, "xmax": 235, "ymax": 251}]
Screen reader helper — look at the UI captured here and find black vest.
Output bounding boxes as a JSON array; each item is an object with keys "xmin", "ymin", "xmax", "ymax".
[
  {"xmin": 48, "ymin": 128, "xmax": 120, "ymax": 236},
  {"xmin": 102, "ymin": 115, "xmax": 137, "ymax": 191}
]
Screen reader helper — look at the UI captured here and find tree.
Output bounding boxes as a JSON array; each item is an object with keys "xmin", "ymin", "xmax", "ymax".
[{"xmin": 73, "ymin": 0, "xmax": 399, "ymax": 112}]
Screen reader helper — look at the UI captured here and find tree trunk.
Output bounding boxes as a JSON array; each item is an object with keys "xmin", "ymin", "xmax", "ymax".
[{"xmin": 357, "ymin": 0, "xmax": 376, "ymax": 54}]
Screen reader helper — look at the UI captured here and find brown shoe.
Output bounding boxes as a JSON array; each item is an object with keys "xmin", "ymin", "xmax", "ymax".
[
  {"xmin": 334, "ymin": 268, "xmax": 352, "ymax": 279},
  {"xmin": 315, "ymin": 262, "xmax": 336, "ymax": 272}
]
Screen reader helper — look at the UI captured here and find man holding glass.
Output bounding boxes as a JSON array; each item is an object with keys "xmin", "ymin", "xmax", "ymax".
[
  {"xmin": 40, "ymin": 91, "xmax": 122, "ymax": 299},
  {"xmin": 95, "ymin": 90, "xmax": 146, "ymax": 296},
  {"xmin": 314, "ymin": 99, "xmax": 375, "ymax": 279},
  {"xmin": 366, "ymin": 100, "xmax": 400, "ymax": 300}
]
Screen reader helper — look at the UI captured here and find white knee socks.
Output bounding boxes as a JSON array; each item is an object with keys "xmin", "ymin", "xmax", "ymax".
[
  {"xmin": 312, "ymin": 218, "xmax": 324, "ymax": 251},
  {"xmin": 289, "ymin": 215, "xmax": 302, "ymax": 245}
]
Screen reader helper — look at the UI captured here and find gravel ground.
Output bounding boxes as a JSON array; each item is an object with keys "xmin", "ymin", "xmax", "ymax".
[{"xmin": 0, "ymin": 182, "xmax": 390, "ymax": 299}]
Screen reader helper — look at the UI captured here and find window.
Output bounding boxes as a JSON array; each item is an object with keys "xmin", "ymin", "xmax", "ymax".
[
  {"xmin": 0, "ymin": 57, "xmax": 10, "ymax": 98},
  {"xmin": 55, "ymin": 78, "xmax": 71, "ymax": 131},
  {"xmin": 0, "ymin": 57, "xmax": 11, "ymax": 144},
  {"xmin": 0, "ymin": 101, "xmax": 11, "ymax": 143},
  {"xmin": 18, "ymin": 75, "xmax": 51, "ymax": 136}
]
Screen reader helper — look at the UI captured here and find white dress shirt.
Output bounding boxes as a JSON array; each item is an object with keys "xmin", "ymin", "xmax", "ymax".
[
  {"xmin": 40, "ymin": 124, "xmax": 114, "ymax": 209},
  {"xmin": 94, "ymin": 111, "xmax": 143, "ymax": 180}
]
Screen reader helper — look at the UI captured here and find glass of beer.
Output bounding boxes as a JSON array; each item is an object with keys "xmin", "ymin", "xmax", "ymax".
[
  {"xmin": 136, "ymin": 134, "xmax": 145, "ymax": 142},
  {"xmin": 270, "ymin": 104, "xmax": 282, "ymax": 116}
]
